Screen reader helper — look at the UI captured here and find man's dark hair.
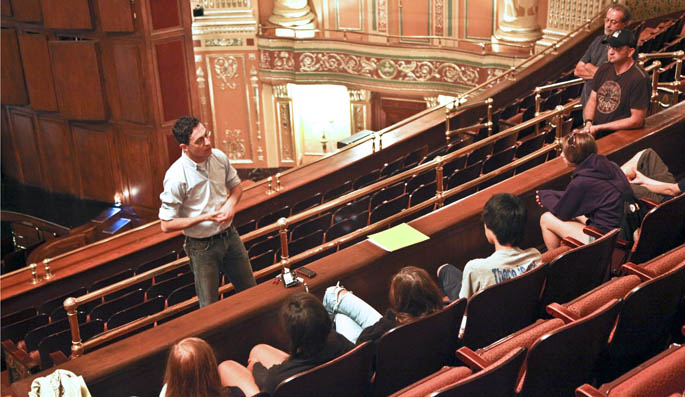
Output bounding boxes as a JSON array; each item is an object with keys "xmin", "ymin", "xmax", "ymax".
[
  {"xmin": 609, "ymin": 4, "xmax": 631, "ymax": 23},
  {"xmin": 481, "ymin": 193, "xmax": 527, "ymax": 247},
  {"xmin": 280, "ymin": 292, "xmax": 332, "ymax": 359},
  {"xmin": 172, "ymin": 116, "xmax": 200, "ymax": 145}
]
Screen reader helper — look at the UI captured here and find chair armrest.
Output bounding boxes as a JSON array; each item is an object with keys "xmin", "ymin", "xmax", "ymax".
[
  {"xmin": 621, "ymin": 262, "xmax": 655, "ymax": 281},
  {"xmin": 1, "ymin": 340, "xmax": 40, "ymax": 380},
  {"xmin": 575, "ymin": 383, "xmax": 605, "ymax": 397},
  {"xmin": 562, "ymin": 237, "xmax": 583, "ymax": 248},
  {"xmin": 583, "ymin": 226, "xmax": 629, "ymax": 249},
  {"xmin": 546, "ymin": 303, "xmax": 579, "ymax": 324},
  {"xmin": 582, "ymin": 226, "xmax": 604, "ymax": 239},
  {"xmin": 638, "ymin": 197, "xmax": 659, "ymax": 208},
  {"xmin": 455, "ymin": 346, "xmax": 490, "ymax": 371},
  {"xmin": 49, "ymin": 351, "xmax": 69, "ymax": 365}
]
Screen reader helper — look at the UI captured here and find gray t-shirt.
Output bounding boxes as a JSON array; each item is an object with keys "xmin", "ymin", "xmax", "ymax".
[
  {"xmin": 579, "ymin": 35, "xmax": 609, "ymax": 107},
  {"xmin": 459, "ymin": 247, "xmax": 542, "ymax": 299}
]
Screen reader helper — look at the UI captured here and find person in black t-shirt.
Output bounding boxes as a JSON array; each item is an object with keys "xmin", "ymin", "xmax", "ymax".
[
  {"xmin": 218, "ymin": 292, "xmax": 352, "ymax": 395},
  {"xmin": 584, "ymin": 29, "xmax": 650, "ymax": 139}
]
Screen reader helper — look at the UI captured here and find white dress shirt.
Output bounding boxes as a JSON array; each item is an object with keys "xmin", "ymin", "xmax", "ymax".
[{"xmin": 159, "ymin": 148, "xmax": 241, "ymax": 238}]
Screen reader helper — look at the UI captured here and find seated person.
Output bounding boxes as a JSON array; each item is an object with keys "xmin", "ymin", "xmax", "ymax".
[
  {"xmin": 218, "ymin": 292, "xmax": 352, "ymax": 396},
  {"xmin": 621, "ymin": 148, "xmax": 683, "ymax": 202},
  {"xmin": 537, "ymin": 132, "xmax": 631, "ymax": 250},
  {"xmin": 160, "ymin": 337, "xmax": 245, "ymax": 397},
  {"xmin": 438, "ymin": 193, "xmax": 541, "ymax": 301},
  {"xmin": 322, "ymin": 266, "xmax": 443, "ymax": 345},
  {"xmin": 583, "ymin": 29, "xmax": 650, "ymax": 139}
]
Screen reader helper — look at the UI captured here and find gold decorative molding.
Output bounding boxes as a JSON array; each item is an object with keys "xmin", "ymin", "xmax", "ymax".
[
  {"xmin": 348, "ymin": 88, "xmax": 371, "ymax": 102},
  {"xmin": 223, "ymin": 129, "xmax": 248, "ymax": 159},
  {"xmin": 273, "ymin": 84, "xmax": 290, "ymax": 98},
  {"xmin": 424, "ymin": 96, "xmax": 439, "ymax": 108},
  {"xmin": 205, "ymin": 38, "xmax": 243, "ymax": 47},
  {"xmin": 213, "ymin": 56, "xmax": 239, "ymax": 90},
  {"xmin": 348, "ymin": 89, "xmax": 371, "ymax": 134}
]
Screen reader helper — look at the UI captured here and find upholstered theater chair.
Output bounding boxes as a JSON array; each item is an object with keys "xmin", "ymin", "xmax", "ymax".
[
  {"xmin": 391, "ymin": 347, "xmax": 526, "ymax": 397},
  {"xmin": 576, "ymin": 344, "xmax": 685, "ymax": 397}
]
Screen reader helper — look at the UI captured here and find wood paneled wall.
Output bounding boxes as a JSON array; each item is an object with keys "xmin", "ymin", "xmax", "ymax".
[{"xmin": 0, "ymin": 0, "xmax": 199, "ymax": 213}]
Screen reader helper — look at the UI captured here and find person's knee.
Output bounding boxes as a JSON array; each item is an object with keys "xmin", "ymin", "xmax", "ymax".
[
  {"xmin": 218, "ymin": 359, "xmax": 240, "ymax": 374},
  {"xmin": 248, "ymin": 344, "xmax": 269, "ymax": 363},
  {"xmin": 540, "ymin": 211, "xmax": 555, "ymax": 228}
]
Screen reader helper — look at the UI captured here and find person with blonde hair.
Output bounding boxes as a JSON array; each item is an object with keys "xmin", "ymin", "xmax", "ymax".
[
  {"xmin": 322, "ymin": 266, "xmax": 444, "ymax": 344},
  {"xmin": 537, "ymin": 132, "xmax": 631, "ymax": 249},
  {"xmin": 160, "ymin": 337, "xmax": 246, "ymax": 397}
]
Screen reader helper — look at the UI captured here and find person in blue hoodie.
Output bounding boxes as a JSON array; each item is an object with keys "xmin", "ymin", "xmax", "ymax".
[{"xmin": 537, "ymin": 132, "xmax": 631, "ymax": 250}]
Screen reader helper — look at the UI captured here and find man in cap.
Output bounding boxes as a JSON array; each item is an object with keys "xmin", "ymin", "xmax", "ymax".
[
  {"xmin": 575, "ymin": 4, "xmax": 632, "ymax": 108},
  {"xmin": 583, "ymin": 29, "xmax": 650, "ymax": 138}
]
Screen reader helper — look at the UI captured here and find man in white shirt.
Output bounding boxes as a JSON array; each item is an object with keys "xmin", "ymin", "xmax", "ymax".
[
  {"xmin": 159, "ymin": 116, "xmax": 256, "ymax": 307},
  {"xmin": 438, "ymin": 193, "xmax": 541, "ymax": 300}
]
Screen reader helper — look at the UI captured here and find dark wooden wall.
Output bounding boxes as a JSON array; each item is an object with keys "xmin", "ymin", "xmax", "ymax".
[{"xmin": 0, "ymin": 0, "xmax": 199, "ymax": 216}]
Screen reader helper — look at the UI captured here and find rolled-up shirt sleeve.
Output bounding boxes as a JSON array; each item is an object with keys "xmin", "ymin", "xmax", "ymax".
[
  {"xmin": 225, "ymin": 161, "xmax": 241, "ymax": 190},
  {"xmin": 159, "ymin": 173, "xmax": 185, "ymax": 221}
]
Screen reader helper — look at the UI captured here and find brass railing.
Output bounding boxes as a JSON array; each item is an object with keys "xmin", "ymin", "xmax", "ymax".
[
  {"xmin": 258, "ymin": 25, "xmax": 537, "ymax": 54},
  {"xmin": 244, "ymin": 5, "xmax": 610, "ymax": 193},
  {"xmin": 64, "ymin": 98, "xmax": 581, "ymax": 359},
  {"xmin": 639, "ymin": 50, "xmax": 684, "ymax": 110}
]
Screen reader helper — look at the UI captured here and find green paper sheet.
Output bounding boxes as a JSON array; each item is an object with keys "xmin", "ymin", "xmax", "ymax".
[{"xmin": 367, "ymin": 223, "xmax": 430, "ymax": 252}]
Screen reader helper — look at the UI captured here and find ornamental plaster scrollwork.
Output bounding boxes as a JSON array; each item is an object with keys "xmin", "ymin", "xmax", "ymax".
[
  {"xmin": 224, "ymin": 129, "xmax": 248, "ymax": 159},
  {"xmin": 377, "ymin": 0, "xmax": 388, "ymax": 32},
  {"xmin": 348, "ymin": 89, "xmax": 370, "ymax": 102},
  {"xmin": 213, "ymin": 56, "xmax": 239, "ymax": 90},
  {"xmin": 296, "ymin": 52, "xmax": 480, "ymax": 85},
  {"xmin": 277, "ymin": 102, "xmax": 294, "ymax": 161},
  {"xmin": 273, "ymin": 51, "xmax": 295, "ymax": 71},
  {"xmin": 300, "ymin": 53, "xmax": 378, "ymax": 76}
]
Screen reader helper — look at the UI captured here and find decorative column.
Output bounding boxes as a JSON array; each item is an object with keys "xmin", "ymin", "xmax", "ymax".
[
  {"xmin": 493, "ymin": 0, "xmax": 542, "ymax": 45},
  {"xmin": 268, "ymin": 0, "xmax": 316, "ymax": 37},
  {"xmin": 348, "ymin": 89, "xmax": 371, "ymax": 134},
  {"xmin": 273, "ymin": 85, "xmax": 296, "ymax": 165}
]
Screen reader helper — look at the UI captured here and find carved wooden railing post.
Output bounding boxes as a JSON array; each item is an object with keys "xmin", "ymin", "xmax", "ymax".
[
  {"xmin": 485, "ymin": 98, "xmax": 493, "ymax": 136},
  {"xmin": 42, "ymin": 258, "xmax": 54, "ymax": 280},
  {"xmin": 64, "ymin": 297, "xmax": 83, "ymax": 358},
  {"xmin": 435, "ymin": 156, "xmax": 445, "ymax": 208},
  {"xmin": 650, "ymin": 61, "xmax": 662, "ymax": 115},
  {"xmin": 278, "ymin": 217, "xmax": 289, "ymax": 263},
  {"xmin": 28, "ymin": 263, "xmax": 40, "ymax": 285}
]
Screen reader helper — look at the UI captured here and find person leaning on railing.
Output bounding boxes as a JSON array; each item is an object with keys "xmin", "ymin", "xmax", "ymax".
[{"xmin": 583, "ymin": 29, "xmax": 650, "ymax": 138}]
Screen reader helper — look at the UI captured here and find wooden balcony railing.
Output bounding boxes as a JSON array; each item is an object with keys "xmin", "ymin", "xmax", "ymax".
[{"xmin": 63, "ymin": 96, "xmax": 581, "ymax": 359}]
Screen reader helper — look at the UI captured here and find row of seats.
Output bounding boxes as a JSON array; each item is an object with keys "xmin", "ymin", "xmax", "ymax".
[
  {"xmin": 255, "ymin": 241, "xmax": 684, "ymax": 396},
  {"xmin": 0, "ymin": 250, "xmax": 190, "ymax": 375}
]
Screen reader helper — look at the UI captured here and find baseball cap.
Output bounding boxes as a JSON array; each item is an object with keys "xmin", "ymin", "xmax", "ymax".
[{"xmin": 602, "ymin": 29, "xmax": 637, "ymax": 48}]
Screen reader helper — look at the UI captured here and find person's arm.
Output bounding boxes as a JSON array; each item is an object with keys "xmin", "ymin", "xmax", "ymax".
[
  {"xmin": 160, "ymin": 213, "xmax": 219, "ymax": 233},
  {"xmin": 211, "ymin": 183, "xmax": 243, "ymax": 227},
  {"xmin": 574, "ymin": 61, "xmax": 599, "ymax": 80},
  {"xmin": 587, "ymin": 107, "xmax": 647, "ymax": 136},
  {"xmin": 630, "ymin": 170, "xmax": 682, "ymax": 196},
  {"xmin": 583, "ymin": 90, "xmax": 597, "ymax": 132}
]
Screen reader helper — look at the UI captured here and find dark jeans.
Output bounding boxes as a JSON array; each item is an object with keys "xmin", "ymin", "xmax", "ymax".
[{"xmin": 184, "ymin": 225, "xmax": 256, "ymax": 307}]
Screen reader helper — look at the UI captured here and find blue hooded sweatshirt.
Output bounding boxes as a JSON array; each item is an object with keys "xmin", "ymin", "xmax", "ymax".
[{"xmin": 538, "ymin": 153, "xmax": 631, "ymax": 233}]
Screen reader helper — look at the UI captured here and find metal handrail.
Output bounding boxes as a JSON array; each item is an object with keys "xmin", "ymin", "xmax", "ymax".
[
  {"xmin": 0, "ymin": 220, "xmax": 164, "ymax": 282},
  {"xmin": 258, "ymin": 25, "xmax": 536, "ymax": 52},
  {"xmin": 65, "ymin": 98, "xmax": 582, "ymax": 358},
  {"xmin": 245, "ymin": 6, "xmax": 610, "ymax": 191}
]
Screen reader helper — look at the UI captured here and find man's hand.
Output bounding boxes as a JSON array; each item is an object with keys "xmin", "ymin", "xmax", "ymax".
[{"xmin": 211, "ymin": 201, "xmax": 236, "ymax": 229}]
